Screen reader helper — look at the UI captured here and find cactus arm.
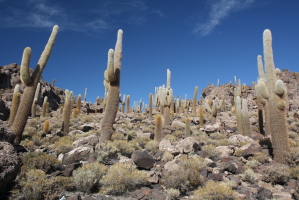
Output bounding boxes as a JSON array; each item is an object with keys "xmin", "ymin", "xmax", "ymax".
[{"xmin": 20, "ymin": 47, "xmax": 32, "ymax": 85}]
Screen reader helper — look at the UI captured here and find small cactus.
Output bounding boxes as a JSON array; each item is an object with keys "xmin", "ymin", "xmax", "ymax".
[
  {"xmin": 43, "ymin": 120, "xmax": 50, "ymax": 134},
  {"xmin": 154, "ymin": 114, "xmax": 163, "ymax": 142},
  {"xmin": 185, "ymin": 117, "xmax": 191, "ymax": 137},
  {"xmin": 42, "ymin": 96, "xmax": 48, "ymax": 117}
]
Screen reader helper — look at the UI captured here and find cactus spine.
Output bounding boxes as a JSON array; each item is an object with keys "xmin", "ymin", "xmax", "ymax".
[
  {"xmin": 100, "ymin": 29, "xmax": 123, "ymax": 142},
  {"xmin": 12, "ymin": 25, "xmax": 59, "ymax": 144},
  {"xmin": 257, "ymin": 29, "xmax": 289, "ymax": 163},
  {"xmin": 8, "ymin": 84, "xmax": 21, "ymax": 126},
  {"xmin": 192, "ymin": 86, "xmax": 198, "ymax": 114},
  {"xmin": 154, "ymin": 114, "xmax": 163, "ymax": 142}
]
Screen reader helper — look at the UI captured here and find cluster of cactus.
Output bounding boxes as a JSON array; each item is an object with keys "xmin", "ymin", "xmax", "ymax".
[
  {"xmin": 12, "ymin": 25, "xmax": 59, "ymax": 145},
  {"xmin": 256, "ymin": 29, "xmax": 289, "ymax": 163},
  {"xmin": 204, "ymin": 97, "xmax": 222, "ymax": 124},
  {"xmin": 100, "ymin": 29, "xmax": 123, "ymax": 142}
]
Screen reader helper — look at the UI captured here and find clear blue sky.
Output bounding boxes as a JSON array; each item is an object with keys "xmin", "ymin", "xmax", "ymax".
[{"xmin": 1, "ymin": 0, "xmax": 299, "ymax": 106}]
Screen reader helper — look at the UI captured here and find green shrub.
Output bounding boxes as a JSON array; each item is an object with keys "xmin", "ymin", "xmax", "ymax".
[
  {"xmin": 161, "ymin": 155, "xmax": 204, "ymax": 193},
  {"xmin": 164, "ymin": 135, "xmax": 177, "ymax": 143},
  {"xmin": 289, "ymin": 166, "xmax": 299, "ymax": 180},
  {"xmin": 100, "ymin": 163, "xmax": 148, "ymax": 195},
  {"xmin": 22, "ymin": 152, "xmax": 61, "ymax": 173},
  {"xmin": 72, "ymin": 162, "xmax": 108, "ymax": 193},
  {"xmin": 192, "ymin": 181, "xmax": 239, "ymax": 200}
]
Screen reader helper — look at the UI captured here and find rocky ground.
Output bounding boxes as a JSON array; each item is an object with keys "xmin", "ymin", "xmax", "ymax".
[{"xmin": 1, "ymin": 63, "xmax": 299, "ymax": 200}]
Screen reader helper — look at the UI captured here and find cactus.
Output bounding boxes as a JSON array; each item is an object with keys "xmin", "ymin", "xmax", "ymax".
[
  {"xmin": 192, "ymin": 86, "xmax": 198, "ymax": 114},
  {"xmin": 185, "ymin": 117, "xmax": 191, "ymax": 137},
  {"xmin": 205, "ymin": 98, "xmax": 222, "ymax": 124},
  {"xmin": 43, "ymin": 120, "xmax": 49, "ymax": 134},
  {"xmin": 76, "ymin": 94, "xmax": 82, "ymax": 113},
  {"xmin": 84, "ymin": 88, "xmax": 87, "ymax": 102},
  {"xmin": 198, "ymin": 105, "xmax": 204, "ymax": 127},
  {"xmin": 256, "ymin": 29, "xmax": 289, "ymax": 163},
  {"xmin": 154, "ymin": 114, "xmax": 163, "ymax": 142},
  {"xmin": 52, "ymin": 79, "xmax": 55, "ymax": 87},
  {"xmin": 126, "ymin": 95, "xmax": 130, "ymax": 114},
  {"xmin": 149, "ymin": 93, "xmax": 153, "ymax": 117},
  {"xmin": 31, "ymin": 82, "xmax": 40, "ymax": 118},
  {"xmin": 42, "ymin": 96, "xmax": 48, "ymax": 117},
  {"xmin": 235, "ymin": 96, "xmax": 243, "ymax": 135},
  {"xmin": 8, "ymin": 84, "xmax": 21, "ymax": 126},
  {"xmin": 100, "ymin": 30, "xmax": 123, "ymax": 142},
  {"xmin": 158, "ymin": 85, "xmax": 173, "ymax": 127},
  {"xmin": 62, "ymin": 90, "xmax": 72, "ymax": 134},
  {"xmin": 241, "ymin": 99, "xmax": 250, "ymax": 136},
  {"xmin": 12, "ymin": 25, "xmax": 59, "ymax": 145}
]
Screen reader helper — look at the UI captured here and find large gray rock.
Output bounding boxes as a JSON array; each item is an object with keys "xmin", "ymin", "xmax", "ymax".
[
  {"xmin": 0, "ymin": 142, "xmax": 21, "ymax": 194},
  {"xmin": 175, "ymin": 137, "xmax": 201, "ymax": 154}
]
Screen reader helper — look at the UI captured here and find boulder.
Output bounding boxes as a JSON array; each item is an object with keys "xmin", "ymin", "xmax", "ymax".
[
  {"xmin": 132, "ymin": 150, "xmax": 155, "ymax": 170},
  {"xmin": 175, "ymin": 137, "xmax": 201, "ymax": 154}
]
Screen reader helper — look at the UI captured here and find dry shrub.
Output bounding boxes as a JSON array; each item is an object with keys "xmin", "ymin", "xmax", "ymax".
[
  {"xmin": 244, "ymin": 168, "xmax": 257, "ymax": 184},
  {"xmin": 162, "ymin": 151, "xmax": 174, "ymax": 162},
  {"xmin": 54, "ymin": 136, "xmax": 74, "ymax": 154},
  {"xmin": 161, "ymin": 155, "xmax": 204, "ymax": 193},
  {"xmin": 192, "ymin": 181, "xmax": 239, "ymax": 200},
  {"xmin": 164, "ymin": 135, "xmax": 177, "ymax": 143},
  {"xmin": 95, "ymin": 142, "xmax": 118, "ymax": 163},
  {"xmin": 21, "ymin": 169, "xmax": 47, "ymax": 200},
  {"xmin": 165, "ymin": 188, "xmax": 180, "ymax": 200},
  {"xmin": 110, "ymin": 139, "xmax": 140, "ymax": 157},
  {"xmin": 262, "ymin": 164, "xmax": 290, "ymax": 185},
  {"xmin": 22, "ymin": 152, "xmax": 61, "ymax": 174},
  {"xmin": 145, "ymin": 140, "xmax": 159, "ymax": 151},
  {"xmin": 72, "ymin": 162, "xmax": 108, "ymax": 193},
  {"xmin": 100, "ymin": 163, "xmax": 148, "ymax": 195},
  {"xmin": 201, "ymin": 144, "xmax": 221, "ymax": 161}
]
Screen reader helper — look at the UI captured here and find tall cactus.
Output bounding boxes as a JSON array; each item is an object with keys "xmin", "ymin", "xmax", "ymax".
[
  {"xmin": 158, "ymin": 85, "xmax": 173, "ymax": 127},
  {"xmin": 149, "ymin": 93, "xmax": 153, "ymax": 117},
  {"xmin": 256, "ymin": 29, "xmax": 289, "ymax": 163},
  {"xmin": 62, "ymin": 90, "xmax": 72, "ymax": 134},
  {"xmin": 126, "ymin": 95, "xmax": 130, "ymax": 113},
  {"xmin": 31, "ymin": 82, "xmax": 40, "ymax": 118},
  {"xmin": 235, "ymin": 96, "xmax": 243, "ymax": 135},
  {"xmin": 154, "ymin": 114, "xmax": 163, "ymax": 142},
  {"xmin": 100, "ymin": 29, "xmax": 123, "ymax": 142},
  {"xmin": 192, "ymin": 86, "xmax": 198, "ymax": 114},
  {"xmin": 8, "ymin": 84, "xmax": 21, "ymax": 126},
  {"xmin": 241, "ymin": 98, "xmax": 250, "ymax": 136},
  {"xmin": 12, "ymin": 25, "xmax": 59, "ymax": 144}
]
